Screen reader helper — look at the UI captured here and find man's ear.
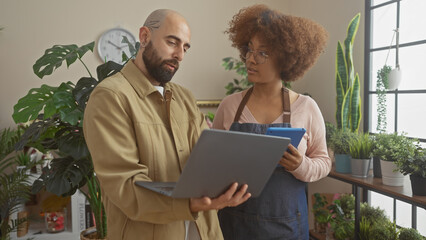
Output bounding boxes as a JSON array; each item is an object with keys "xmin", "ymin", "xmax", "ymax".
[{"xmin": 139, "ymin": 26, "xmax": 150, "ymax": 47}]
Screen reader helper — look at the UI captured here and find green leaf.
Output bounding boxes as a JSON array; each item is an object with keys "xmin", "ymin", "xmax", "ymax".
[
  {"xmin": 53, "ymin": 82, "xmax": 82, "ymax": 125},
  {"xmin": 336, "ymin": 42, "xmax": 348, "ymax": 92},
  {"xmin": 336, "ymin": 73, "xmax": 344, "ymax": 129},
  {"xmin": 12, "ymin": 84, "xmax": 67, "ymax": 123},
  {"xmin": 121, "ymin": 36, "xmax": 137, "ymax": 57},
  {"xmin": 344, "ymin": 13, "xmax": 361, "ymax": 49},
  {"xmin": 350, "ymin": 74, "xmax": 361, "ymax": 132},
  {"xmin": 96, "ymin": 61, "xmax": 123, "ymax": 82},
  {"xmin": 33, "ymin": 42, "xmax": 94, "ymax": 79},
  {"xmin": 56, "ymin": 127, "xmax": 89, "ymax": 160},
  {"xmin": 341, "ymin": 89, "xmax": 351, "ymax": 130},
  {"xmin": 73, "ymin": 77, "xmax": 98, "ymax": 111}
]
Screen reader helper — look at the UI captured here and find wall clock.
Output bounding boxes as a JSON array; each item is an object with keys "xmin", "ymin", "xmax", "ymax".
[{"xmin": 97, "ymin": 27, "xmax": 136, "ymax": 64}]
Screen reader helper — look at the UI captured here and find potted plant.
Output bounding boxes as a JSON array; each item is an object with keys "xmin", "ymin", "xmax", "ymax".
[
  {"xmin": 335, "ymin": 13, "xmax": 362, "ymax": 133},
  {"xmin": 11, "ymin": 39, "xmax": 137, "ymax": 239},
  {"xmin": 395, "ymin": 148, "xmax": 426, "ymax": 196},
  {"xmin": 373, "ymin": 132, "xmax": 419, "ymax": 186},
  {"xmin": 349, "ymin": 132, "xmax": 373, "ymax": 178},
  {"xmin": 369, "ymin": 220, "xmax": 398, "ymax": 240},
  {"xmin": 398, "ymin": 227, "xmax": 423, "ymax": 240},
  {"xmin": 329, "ymin": 129, "xmax": 356, "ymax": 173}
]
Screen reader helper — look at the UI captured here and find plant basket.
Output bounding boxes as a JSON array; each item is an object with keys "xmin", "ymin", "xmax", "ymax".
[
  {"xmin": 80, "ymin": 227, "xmax": 106, "ymax": 240},
  {"xmin": 410, "ymin": 175, "xmax": 426, "ymax": 196},
  {"xmin": 335, "ymin": 154, "xmax": 351, "ymax": 173}
]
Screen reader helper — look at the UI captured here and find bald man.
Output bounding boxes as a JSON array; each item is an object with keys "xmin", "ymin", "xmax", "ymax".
[{"xmin": 83, "ymin": 9, "xmax": 250, "ymax": 240}]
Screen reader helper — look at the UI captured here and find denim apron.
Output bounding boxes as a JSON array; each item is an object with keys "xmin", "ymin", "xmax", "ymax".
[{"xmin": 218, "ymin": 87, "xmax": 308, "ymax": 240}]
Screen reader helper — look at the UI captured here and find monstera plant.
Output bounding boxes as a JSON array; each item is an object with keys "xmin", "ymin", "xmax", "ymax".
[
  {"xmin": 12, "ymin": 38, "xmax": 138, "ymax": 239},
  {"xmin": 335, "ymin": 13, "xmax": 362, "ymax": 132}
]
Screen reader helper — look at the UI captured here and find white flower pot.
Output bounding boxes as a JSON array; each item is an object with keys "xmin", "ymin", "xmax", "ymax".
[
  {"xmin": 380, "ymin": 160, "xmax": 406, "ymax": 186},
  {"xmin": 387, "ymin": 68, "xmax": 402, "ymax": 90}
]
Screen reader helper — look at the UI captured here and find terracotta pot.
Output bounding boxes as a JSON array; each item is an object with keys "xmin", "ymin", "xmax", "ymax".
[{"xmin": 80, "ymin": 227, "xmax": 106, "ymax": 240}]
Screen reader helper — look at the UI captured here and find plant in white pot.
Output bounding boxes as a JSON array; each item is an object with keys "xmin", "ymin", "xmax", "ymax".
[
  {"xmin": 349, "ymin": 132, "xmax": 373, "ymax": 178},
  {"xmin": 373, "ymin": 132, "xmax": 419, "ymax": 186},
  {"xmin": 329, "ymin": 129, "xmax": 356, "ymax": 173},
  {"xmin": 395, "ymin": 148, "xmax": 426, "ymax": 196}
]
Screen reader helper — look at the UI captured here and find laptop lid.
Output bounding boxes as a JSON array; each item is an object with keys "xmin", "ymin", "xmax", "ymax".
[{"xmin": 169, "ymin": 129, "xmax": 290, "ymax": 198}]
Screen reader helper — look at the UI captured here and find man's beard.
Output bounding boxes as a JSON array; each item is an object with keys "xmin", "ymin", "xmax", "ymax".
[{"xmin": 142, "ymin": 42, "xmax": 179, "ymax": 84}]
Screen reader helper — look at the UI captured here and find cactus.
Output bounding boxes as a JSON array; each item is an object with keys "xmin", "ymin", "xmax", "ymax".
[{"xmin": 335, "ymin": 13, "xmax": 361, "ymax": 132}]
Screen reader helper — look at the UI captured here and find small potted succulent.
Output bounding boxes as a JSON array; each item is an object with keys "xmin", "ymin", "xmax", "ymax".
[
  {"xmin": 349, "ymin": 132, "xmax": 373, "ymax": 178},
  {"xmin": 329, "ymin": 129, "xmax": 357, "ymax": 173},
  {"xmin": 395, "ymin": 148, "xmax": 426, "ymax": 196},
  {"xmin": 373, "ymin": 132, "xmax": 419, "ymax": 186}
]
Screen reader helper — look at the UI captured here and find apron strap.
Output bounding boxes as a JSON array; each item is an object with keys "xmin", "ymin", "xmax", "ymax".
[
  {"xmin": 233, "ymin": 87, "xmax": 253, "ymax": 122},
  {"xmin": 233, "ymin": 86, "xmax": 291, "ymax": 124}
]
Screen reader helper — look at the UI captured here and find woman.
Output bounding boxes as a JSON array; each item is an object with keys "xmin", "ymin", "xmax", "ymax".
[{"xmin": 213, "ymin": 4, "xmax": 331, "ymax": 240}]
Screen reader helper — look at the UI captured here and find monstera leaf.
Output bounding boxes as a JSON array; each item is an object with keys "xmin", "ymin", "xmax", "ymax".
[
  {"xmin": 12, "ymin": 82, "xmax": 75, "ymax": 124},
  {"xmin": 33, "ymin": 42, "xmax": 95, "ymax": 79},
  {"xmin": 96, "ymin": 61, "xmax": 123, "ymax": 82},
  {"xmin": 55, "ymin": 126, "xmax": 89, "ymax": 161},
  {"xmin": 73, "ymin": 77, "xmax": 98, "ymax": 111},
  {"xmin": 32, "ymin": 156, "xmax": 92, "ymax": 196}
]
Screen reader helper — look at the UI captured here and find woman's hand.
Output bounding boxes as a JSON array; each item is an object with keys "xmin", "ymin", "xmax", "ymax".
[{"xmin": 279, "ymin": 144, "xmax": 303, "ymax": 171}]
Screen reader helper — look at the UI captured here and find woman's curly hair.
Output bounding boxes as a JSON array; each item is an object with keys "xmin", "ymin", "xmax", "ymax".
[{"xmin": 226, "ymin": 4, "xmax": 328, "ymax": 82}]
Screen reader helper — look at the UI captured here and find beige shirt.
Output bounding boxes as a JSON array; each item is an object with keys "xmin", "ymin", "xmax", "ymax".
[
  {"xmin": 83, "ymin": 61, "xmax": 222, "ymax": 240},
  {"xmin": 213, "ymin": 91, "xmax": 331, "ymax": 182}
]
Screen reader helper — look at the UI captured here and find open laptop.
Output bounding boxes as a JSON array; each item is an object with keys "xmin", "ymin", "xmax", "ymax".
[{"xmin": 135, "ymin": 129, "xmax": 290, "ymax": 198}]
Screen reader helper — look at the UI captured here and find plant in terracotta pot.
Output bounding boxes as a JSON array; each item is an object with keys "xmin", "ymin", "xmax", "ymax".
[
  {"xmin": 349, "ymin": 132, "xmax": 373, "ymax": 178},
  {"xmin": 11, "ymin": 39, "xmax": 137, "ymax": 239},
  {"xmin": 329, "ymin": 129, "xmax": 356, "ymax": 173},
  {"xmin": 395, "ymin": 147, "xmax": 426, "ymax": 196},
  {"xmin": 373, "ymin": 132, "xmax": 419, "ymax": 186}
]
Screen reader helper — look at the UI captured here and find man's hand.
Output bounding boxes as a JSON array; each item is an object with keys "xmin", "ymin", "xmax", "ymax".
[
  {"xmin": 279, "ymin": 144, "xmax": 303, "ymax": 171},
  {"xmin": 189, "ymin": 183, "xmax": 251, "ymax": 212}
]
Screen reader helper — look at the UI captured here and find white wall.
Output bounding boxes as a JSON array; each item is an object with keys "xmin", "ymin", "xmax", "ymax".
[{"xmin": 0, "ymin": 0, "xmax": 364, "ymax": 230}]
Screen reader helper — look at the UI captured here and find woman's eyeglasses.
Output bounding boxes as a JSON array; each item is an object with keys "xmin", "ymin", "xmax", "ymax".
[{"xmin": 241, "ymin": 46, "xmax": 269, "ymax": 64}]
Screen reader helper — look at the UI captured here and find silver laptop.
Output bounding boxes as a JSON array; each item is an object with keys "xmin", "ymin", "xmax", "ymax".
[{"xmin": 135, "ymin": 129, "xmax": 290, "ymax": 198}]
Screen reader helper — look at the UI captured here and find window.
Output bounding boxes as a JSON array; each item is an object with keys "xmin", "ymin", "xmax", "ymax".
[{"xmin": 365, "ymin": 0, "xmax": 426, "ymax": 235}]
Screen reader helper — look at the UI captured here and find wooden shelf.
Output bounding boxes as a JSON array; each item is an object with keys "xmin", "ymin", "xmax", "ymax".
[{"xmin": 329, "ymin": 166, "xmax": 426, "ymax": 208}]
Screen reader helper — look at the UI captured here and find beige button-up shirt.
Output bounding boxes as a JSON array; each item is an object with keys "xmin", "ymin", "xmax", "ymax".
[{"xmin": 83, "ymin": 61, "xmax": 222, "ymax": 240}]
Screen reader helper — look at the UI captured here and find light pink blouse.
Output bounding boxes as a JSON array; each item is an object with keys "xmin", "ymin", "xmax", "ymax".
[{"xmin": 212, "ymin": 91, "xmax": 331, "ymax": 182}]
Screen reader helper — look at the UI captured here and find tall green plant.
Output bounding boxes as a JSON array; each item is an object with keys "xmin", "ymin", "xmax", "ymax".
[
  {"xmin": 376, "ymin": 65, "xmax": 391, "ymax": 133},
  {"xmin": 335, "ymin": 13, "xmax": 361, "ymax": 132}
]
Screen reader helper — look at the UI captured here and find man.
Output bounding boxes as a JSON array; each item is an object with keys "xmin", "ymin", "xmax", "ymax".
[{"xmin": 83, "ymin": 9, "xmax": 250, "ymax": 240}]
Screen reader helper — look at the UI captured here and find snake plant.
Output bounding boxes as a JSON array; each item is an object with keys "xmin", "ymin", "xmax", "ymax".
[{"xmin": 335, "ymin": 13, "xmax": 361, "ymax": 132}]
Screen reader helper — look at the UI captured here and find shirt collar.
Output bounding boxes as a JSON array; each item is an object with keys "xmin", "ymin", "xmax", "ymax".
[{"xmin": 120, "ymin": 60, "xmax": 173, "ymax": 99}]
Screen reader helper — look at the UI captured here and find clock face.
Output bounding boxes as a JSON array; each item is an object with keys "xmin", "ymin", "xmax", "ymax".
[{"xmin": 97, "ymin": 28, "xmax": 137, "ymax": 64}]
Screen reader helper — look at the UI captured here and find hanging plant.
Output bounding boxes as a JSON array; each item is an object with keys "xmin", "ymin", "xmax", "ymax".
[{"xmin": 376, "ymin": 65, "xmax": 391, "ymax": 133}]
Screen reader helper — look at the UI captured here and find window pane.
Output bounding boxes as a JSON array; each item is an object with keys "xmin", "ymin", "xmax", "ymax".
[
  {"xmin": 371, "ymin": 50, "xmax": 396, "ymax": 91},
  {"xmin": 418, "ymin": 207, "xmax": 426, "ymax": 236},
  {"xmin": 370, "ymin": 191, "xmax": 393, "ymax": 219},
  {"xmin": 396, "ymin": 200, "xmax": 411, "ymax": 228},
  {"xmin": 369, "ymin": 93, "xmax": 395, "ymax": 133},
  {"xmin": 400, "ymin": 0, "xmax": 426, "ymax": 44},
  {"xmin": 397, "ymin": 94, "xmax": 426, "ymax": 139},
  {"xmin": 398, "ymin": 44, "xmax": 426, "ymax": 90},
  {"xmin": 372, "ymin": 0, "xmax": 393, "ymax": 6},
  {"xmin": 372, "ymin": 3, "xmax": 397, "ymax": 49}
]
